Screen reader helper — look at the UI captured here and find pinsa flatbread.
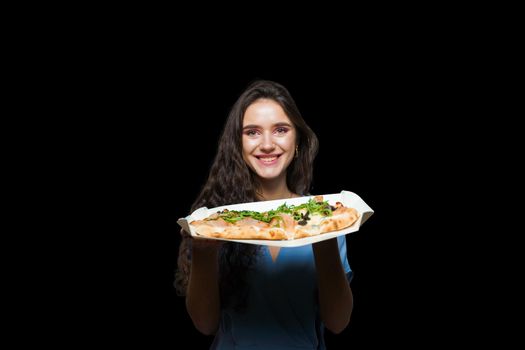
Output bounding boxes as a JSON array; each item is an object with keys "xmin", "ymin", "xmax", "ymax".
[{"xmin": 189, "ymin": 196, "xmax": 359, "ymax": 241}]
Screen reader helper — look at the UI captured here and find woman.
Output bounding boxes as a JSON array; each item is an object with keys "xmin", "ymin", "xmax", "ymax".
[{"xmin": 175, "ymin": 80, "xmax": 353, "ymax": 349}]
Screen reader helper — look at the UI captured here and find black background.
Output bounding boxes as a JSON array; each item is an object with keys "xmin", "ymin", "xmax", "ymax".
[{"xmin": 79, "ymin": 57, "xmax": 458, "ymax": 347}]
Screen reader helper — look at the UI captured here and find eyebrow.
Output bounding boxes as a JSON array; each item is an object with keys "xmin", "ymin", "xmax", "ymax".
[{"xmin": 242, "ymin": 122, "xmax": 293, "ymax": 130}]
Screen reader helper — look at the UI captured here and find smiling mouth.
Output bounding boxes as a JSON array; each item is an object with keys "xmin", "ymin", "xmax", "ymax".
[{"xmin": 256, "ymin": 154, "xmax": 281, "ymax": 163}]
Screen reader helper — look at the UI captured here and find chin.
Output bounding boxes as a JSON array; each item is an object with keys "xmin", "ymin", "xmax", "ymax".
[
  {"xmin": 253, "ymin": 167, "xmax": 284, "ymax": 180},
  {"xmin": 256, "ymin": 172, "xmax": 281, "ymax": 180}
]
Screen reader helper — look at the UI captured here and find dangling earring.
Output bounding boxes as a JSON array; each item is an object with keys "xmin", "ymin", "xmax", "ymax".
[{"xmin": 295, "ymin": 145, "xmax": 299, "ymax": 159}]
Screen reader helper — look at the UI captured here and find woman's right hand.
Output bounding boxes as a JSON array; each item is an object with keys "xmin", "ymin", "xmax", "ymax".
[{"xmin": 181, "ymin": 230, "xmax": 222, "ymax": 335}]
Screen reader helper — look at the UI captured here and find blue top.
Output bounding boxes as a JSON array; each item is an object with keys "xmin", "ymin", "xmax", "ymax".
[{"xmin": 210, "ymin": 236, "xmax": 352, "ymax": 350}]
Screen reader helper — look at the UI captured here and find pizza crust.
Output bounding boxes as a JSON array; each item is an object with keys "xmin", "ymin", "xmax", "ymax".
[
  {"xmin": 320, "ymin": 207, "xmax": 359, "ymax": 233},
  {"xmin": 207, "ymin": 227, "xmax": 288, "ymax": 240},
  {"xmin": 190, "ymin": 220, "xmax": 289, "ymax": 240}
]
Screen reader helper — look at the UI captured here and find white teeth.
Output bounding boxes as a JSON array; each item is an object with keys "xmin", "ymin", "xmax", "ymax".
[{"xmin": 259, "ymin": 156, "xmax": 277, "ymax": 162}]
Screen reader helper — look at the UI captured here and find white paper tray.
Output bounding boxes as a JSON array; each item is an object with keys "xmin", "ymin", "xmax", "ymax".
[{"xmin": 177, "ymin": 190, "xmax": 374, "ymax": 247}]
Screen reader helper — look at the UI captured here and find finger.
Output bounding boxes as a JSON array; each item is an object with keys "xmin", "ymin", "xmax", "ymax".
[{"xmin": 180, "ymin": 229, "xmax": 191, "ymax": 238}]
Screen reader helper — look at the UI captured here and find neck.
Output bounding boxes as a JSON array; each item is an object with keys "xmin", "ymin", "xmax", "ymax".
[{"xmin": 255, "ymin": 176, "xmax": 294, "ymax": 201}]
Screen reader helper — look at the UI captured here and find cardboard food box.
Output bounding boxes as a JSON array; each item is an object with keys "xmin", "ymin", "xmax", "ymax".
[{"xmin": 177, "ymin": 190, "xmax": 374, "ymax": 247}]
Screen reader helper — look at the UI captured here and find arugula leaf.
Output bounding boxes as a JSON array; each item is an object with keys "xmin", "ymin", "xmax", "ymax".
[{"xmin": 216, "ymin": 198, "xmax": 333, "ymax": 224}]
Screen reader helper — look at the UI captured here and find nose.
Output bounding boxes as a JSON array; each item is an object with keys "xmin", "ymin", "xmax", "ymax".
[{"xmin": 259, "ymin": 132, "xmax": 275, "ymax": 152}]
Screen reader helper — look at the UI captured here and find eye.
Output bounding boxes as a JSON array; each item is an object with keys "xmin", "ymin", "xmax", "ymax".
[
  {"xmin": 244, "ymin": 129, "xmax": 260, "ymax": 137},
  {"xmin": 274, "ymin": 127, "xmax": 289, "ymax": 134}
]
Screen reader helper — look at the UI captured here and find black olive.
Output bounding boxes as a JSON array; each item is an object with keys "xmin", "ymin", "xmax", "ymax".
[{"xmin": 298, "ymin": 219, "xmax": 307, "ymax": 225}]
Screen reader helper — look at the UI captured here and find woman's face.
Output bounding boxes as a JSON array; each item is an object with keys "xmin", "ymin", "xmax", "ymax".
[{"xmin": 242, "ymin": 99, "xmax": 297, "ymax": 181}]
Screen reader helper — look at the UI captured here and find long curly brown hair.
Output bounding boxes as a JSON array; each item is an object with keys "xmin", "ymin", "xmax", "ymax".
[{"xmin": 174, "ymin": 80, "xmax": 319, "ymax": 310}]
